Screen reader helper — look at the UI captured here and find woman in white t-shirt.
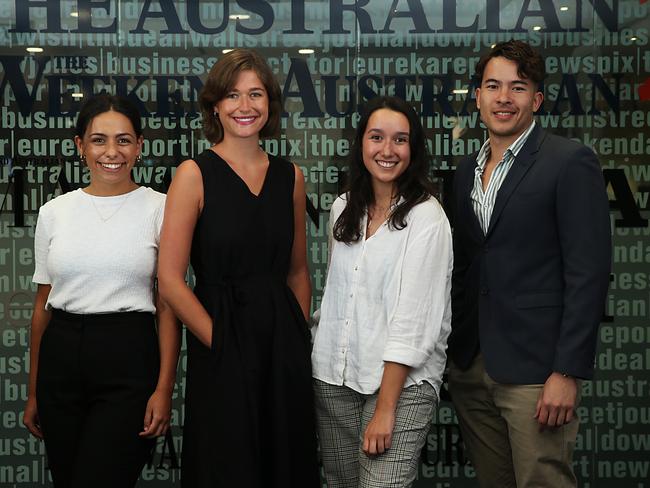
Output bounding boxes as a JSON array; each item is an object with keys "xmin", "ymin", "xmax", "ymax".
[
  {"xmin": 23, "ymin": 94, "xmax": 180, "ymax": 488},
  {"xmin": 312, "ymin": 96, "xmax": 453, "ymax": 488}
]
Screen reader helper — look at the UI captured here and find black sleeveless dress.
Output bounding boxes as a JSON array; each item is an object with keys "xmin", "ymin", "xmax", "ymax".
[{"xmin": 181, "ymin": 150, "xmax": 320, "ymax": 487}]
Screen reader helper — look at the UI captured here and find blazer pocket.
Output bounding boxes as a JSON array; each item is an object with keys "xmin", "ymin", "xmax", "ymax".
[{"xmin": 515, "ymin": 291, "xmax": 563, "ymax": 309}]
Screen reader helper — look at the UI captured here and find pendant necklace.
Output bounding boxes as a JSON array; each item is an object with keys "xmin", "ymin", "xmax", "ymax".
[
  {"xmin": 87, "ymin": 190, "xmax": 135, "ymax": 223},
  {"xmin": 367, "ymin": 198, "xmax": 397, "ymax": 234}
]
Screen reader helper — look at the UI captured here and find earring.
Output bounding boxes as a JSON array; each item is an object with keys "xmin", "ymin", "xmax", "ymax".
[
  {"xmin": 80, "ymin": 154, "xmax": 87, "ymax": 166},
  {"xmin": 135, "ymin": 154, "xmax": 143, "ymax": 165},
  {"xmin": 213, "ymin": 111, "xmax": 219, "ymax": 117}
]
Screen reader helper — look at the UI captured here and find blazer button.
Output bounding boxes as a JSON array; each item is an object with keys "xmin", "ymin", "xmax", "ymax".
[{"xmin": 480, "ymin": 287, "xmax": 489, "ymax": 295}]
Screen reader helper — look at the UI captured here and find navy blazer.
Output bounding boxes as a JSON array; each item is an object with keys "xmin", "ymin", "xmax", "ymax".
[{"xmin": 448, "ymin": 124, "xmax": 611, "ymax": 384}]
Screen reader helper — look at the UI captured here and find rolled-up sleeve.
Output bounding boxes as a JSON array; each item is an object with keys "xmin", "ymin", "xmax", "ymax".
[{"xmin": 382, "ymin": 206, "xmax": 453, "ymax": 369}]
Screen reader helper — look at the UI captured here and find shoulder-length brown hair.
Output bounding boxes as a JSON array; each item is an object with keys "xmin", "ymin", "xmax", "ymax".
[{"xmin": 199, "ymin": 49, "xmax": 282, "ymax": 144}]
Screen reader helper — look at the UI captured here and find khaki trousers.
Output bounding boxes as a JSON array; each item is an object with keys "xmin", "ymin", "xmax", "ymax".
[{"xmin": 447, "ymin": 355, "xmax": 580, "ymax": 488}]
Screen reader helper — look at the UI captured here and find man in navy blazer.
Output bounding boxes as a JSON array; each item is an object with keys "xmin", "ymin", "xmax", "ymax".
[{"xmin": 447, "ymin": 40, "xmax": 611, "ymax": 488}]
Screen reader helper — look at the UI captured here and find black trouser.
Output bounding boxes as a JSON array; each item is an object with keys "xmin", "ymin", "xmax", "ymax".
[{"xmin": 36, "ymin": 309, "xmax": 159, "ymax": 488}]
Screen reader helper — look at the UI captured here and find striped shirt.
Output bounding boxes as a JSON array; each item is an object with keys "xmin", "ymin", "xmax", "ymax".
[{"xmin": 471, "ymin": 121, "xmax": 536, "ymax": 234}]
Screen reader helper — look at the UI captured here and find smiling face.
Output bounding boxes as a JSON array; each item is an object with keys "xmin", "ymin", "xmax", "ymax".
[
  {"xmin": 214, "ymin": 69, "xmax": 269, "ymax": 143},
  {"xmin": 75, "ymin": 110, "xmax": 142, "ymax": 194},
  {"xmin": 361, "ymin": 108, "xmax": 411, "ymax": 194},
  {"xmin": 476, "ymin": 56, "xmax": 543, "ymax": 147}
]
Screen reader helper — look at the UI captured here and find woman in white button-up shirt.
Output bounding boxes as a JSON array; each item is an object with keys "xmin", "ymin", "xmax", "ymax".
[{"xmin": 312, "ymin": 96, "xmax": 453, "ymax": 488}]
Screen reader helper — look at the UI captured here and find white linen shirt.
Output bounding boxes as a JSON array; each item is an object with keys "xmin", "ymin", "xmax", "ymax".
[{"xmin": 312, "ymin": 195, "xmax": 453, "ymax": 397}]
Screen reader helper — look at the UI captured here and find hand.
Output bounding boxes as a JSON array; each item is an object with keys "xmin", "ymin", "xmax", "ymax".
[
  {"xmin": 363, "ymin": 407, "xmax": 396, "ymax": 456},
  {"xmin": 534, "ymin": 372, "xmax": 578, "ymax": 430},
  {"xmin": 139, "ymin": 389, "xmax": 172, "ymax": 438},
  {"xmin": 23, "ymin": 396, "xmax": 43, "ymax": 439}
]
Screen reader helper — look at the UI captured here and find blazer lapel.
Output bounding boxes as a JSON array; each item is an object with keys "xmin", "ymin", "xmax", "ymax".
[
  {"xmin": 461, "ymin": 157, "xmax": 485, "ymax": 241},
  {"xmin": 485, "ymin": 125, "xmax": 547, "ymax": 239}
]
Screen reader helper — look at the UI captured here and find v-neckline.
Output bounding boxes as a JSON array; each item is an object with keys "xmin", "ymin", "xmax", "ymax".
[
  {"xmin": 364, "ymin": 213, "xmax": 387, "ymax": 241},
  {"xmin": 210, "ymin": 150, "xmax": 271, "ymax": 198}
]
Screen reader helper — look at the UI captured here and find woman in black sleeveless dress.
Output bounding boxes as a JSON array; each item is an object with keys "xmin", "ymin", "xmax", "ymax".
[{"xmin": 158, "ymin": 49, "xmax": 319, "ymax": 487}]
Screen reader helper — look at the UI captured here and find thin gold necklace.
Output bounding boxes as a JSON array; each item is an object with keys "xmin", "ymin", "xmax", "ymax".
[
  {"xmin": 86, "ymin": 190, "xmax": 135, "ymax": 223},
  {"xmin": 367, "ymin": 198, "xmax": 397, "ymax": 229}
]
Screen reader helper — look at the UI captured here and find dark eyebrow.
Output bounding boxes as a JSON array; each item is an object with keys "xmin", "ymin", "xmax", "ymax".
[
  {"xmin": 228, "ymin": 86, "xmax": 266, "ymax": 92},
  {"xmin": 89, "ymin": 132, "xmax": 134, "ymax": 138},
  {"xmin": 367, "ymin": 129, "xmax": 409, "ymax": 137},
  {"xmin": 483, "ymin": 78, "xmax": 529, "ymax": 86}
]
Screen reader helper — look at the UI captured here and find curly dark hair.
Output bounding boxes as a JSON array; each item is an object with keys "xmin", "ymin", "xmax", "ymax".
[
  {"xmin": 333, "ymin": 96, "xmax": 435, "ymax": 244},
  {"xmin": 475, "ymin": 40, "xmax": 545, "ymax": 88},
  {"xmin": 199, "ymin": 49, "xmax": 281, "ymax": 144}
]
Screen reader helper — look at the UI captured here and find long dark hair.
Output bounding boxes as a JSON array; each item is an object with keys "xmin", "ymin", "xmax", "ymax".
[{"xmin": 333, "ymin": 96, "xmax": 434, "ymax": 243}]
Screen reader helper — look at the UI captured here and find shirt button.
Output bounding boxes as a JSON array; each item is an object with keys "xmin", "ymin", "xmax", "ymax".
[
  {"xmin": 354, "ymin": 266, "xmax": 358, "ymax": 271},
  {"xmin": 349, "ymin": 293, "xmax": 353, "ymax": 298}
]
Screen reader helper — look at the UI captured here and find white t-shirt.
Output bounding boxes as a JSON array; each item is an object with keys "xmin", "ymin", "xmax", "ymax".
[
  {"xmin": 312, "ymin": 195, "xmax": 453, "ymax": 396},
  {"xmin": 32, "ymin": 187, "xmax": 165, "ymax": 314}
]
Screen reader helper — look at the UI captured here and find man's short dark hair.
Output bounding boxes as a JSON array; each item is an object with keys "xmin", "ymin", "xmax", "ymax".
[{"xmin": 475, "ymin": 40, "xmax": 545, "ymax": 88}]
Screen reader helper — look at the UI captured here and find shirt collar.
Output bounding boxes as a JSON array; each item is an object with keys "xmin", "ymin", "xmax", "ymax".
[{"xmin": 476, "ymin": 120, "xmax": 536, "ymax": 170}]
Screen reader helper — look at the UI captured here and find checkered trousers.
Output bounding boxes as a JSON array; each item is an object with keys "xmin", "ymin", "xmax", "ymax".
[{"xmin": 313, "ymin": 379, "xmax": 437, "ymax": 488}]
